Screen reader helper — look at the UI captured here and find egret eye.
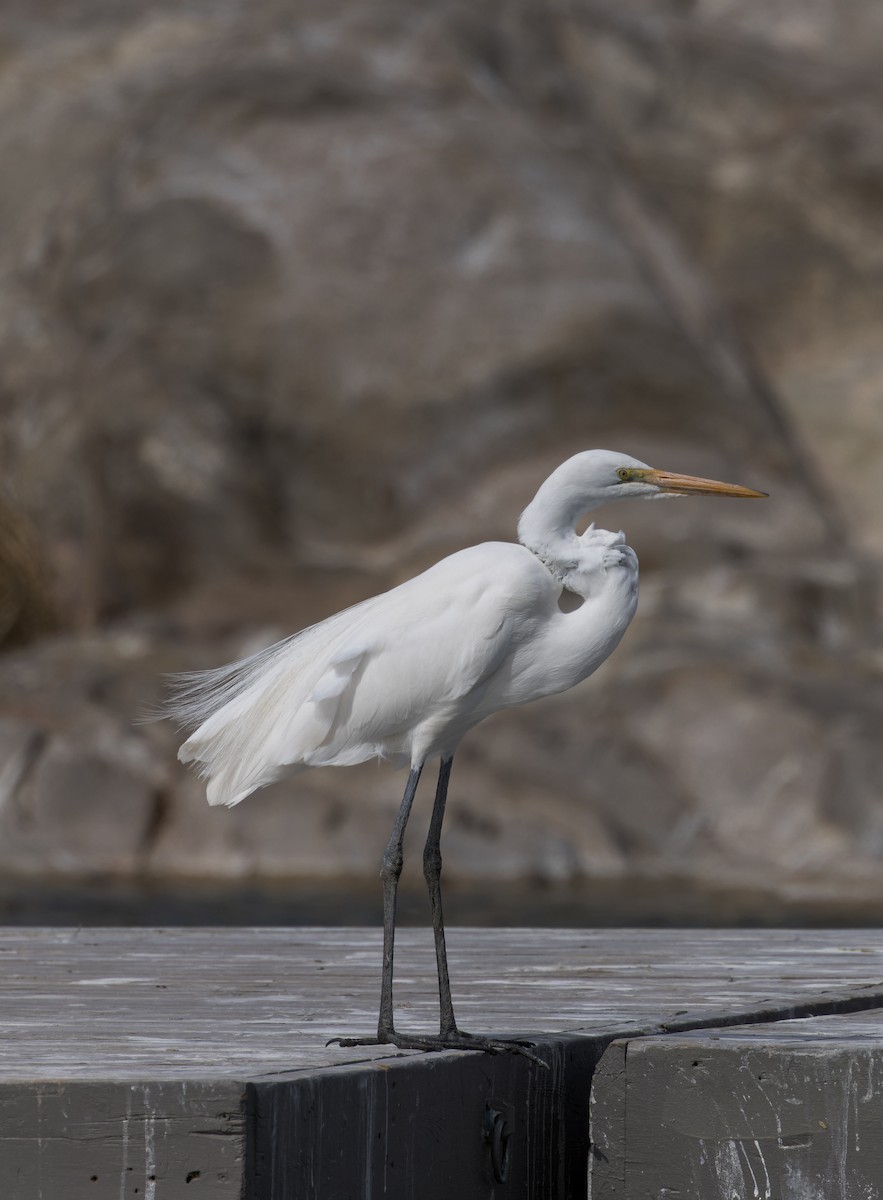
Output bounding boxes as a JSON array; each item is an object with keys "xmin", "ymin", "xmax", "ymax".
[{"xmin": 616, "ymin": 468, "xmax": 631, "ymax": 482}]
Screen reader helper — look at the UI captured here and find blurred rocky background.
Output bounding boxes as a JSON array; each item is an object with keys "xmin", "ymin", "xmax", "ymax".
[{"xmin": 0, "ymin": 0, "xmax": 881, "ymax": 924}]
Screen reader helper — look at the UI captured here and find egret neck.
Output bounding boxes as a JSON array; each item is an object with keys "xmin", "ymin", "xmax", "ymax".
[{"xmin": 517, "ymin": 459, "xmax": 608, "ymax": 579}]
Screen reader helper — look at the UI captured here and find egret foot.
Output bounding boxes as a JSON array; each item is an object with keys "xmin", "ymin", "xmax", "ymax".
[{"xmin": 327, "ymin": 1030, "xmax": 545, "ymax": 1066}]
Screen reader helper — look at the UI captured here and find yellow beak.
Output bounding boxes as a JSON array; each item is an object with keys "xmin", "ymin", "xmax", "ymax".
[{"xmin": 640, "ymin": 469, "xmax": 768, "ymax": 499}]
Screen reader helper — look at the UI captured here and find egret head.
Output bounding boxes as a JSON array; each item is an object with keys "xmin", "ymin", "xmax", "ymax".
[
  {"xmin": 599, "ymin": 451, "xmax": 769, "ymax": 501},
  {"xmin": 551, "ymin": 449, "xmax": 767, "ymax": 501},
  {"xmin": 518, "ymin": 449, "xmax": 767, "ymax": 556}
]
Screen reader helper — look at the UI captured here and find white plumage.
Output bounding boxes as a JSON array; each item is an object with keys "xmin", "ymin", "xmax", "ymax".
[
  {"xmin": 174, "ymin": 536, "xmax": 639, "ymax": 806},
  {"xmin": 169, "ymin": 448, "xmax": 765, "ymax": 1057},
  {"xmin": 171, "ymin": 452, "xmax": 646, "ymax": 806}
]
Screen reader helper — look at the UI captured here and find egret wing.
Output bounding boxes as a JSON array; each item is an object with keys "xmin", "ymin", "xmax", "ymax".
[
  {"xmin": 171, "ymin": 544, "xmax": 550, "ymax": 807},
  {"xmin": 305, "ymin": 571, "xmax": 537, "ymax": 768}
]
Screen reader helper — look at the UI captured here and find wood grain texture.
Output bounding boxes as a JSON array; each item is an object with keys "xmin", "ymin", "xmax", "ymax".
[
  {"xmin": 0, "ymin": 1082, "xmax": 244, "ymax": 1199},
  {"xmin": 592, "ymin": 1009, "xmax": 883, "ymax": 1199},
  {"xmin": 2, "ymin": 927, "xmax": 883, "ymax": 1081},
  {"xmin": 2, "ymin": 927, "xmax": 883, "ymax": 1198}
]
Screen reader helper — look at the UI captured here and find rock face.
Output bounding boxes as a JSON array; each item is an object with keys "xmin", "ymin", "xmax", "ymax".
[{"xmin": 0, "ymin": 0, "xmax": 881, "ymax": 918}]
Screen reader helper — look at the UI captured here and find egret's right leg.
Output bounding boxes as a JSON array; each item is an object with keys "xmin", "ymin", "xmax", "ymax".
[
  {"xmin": 330, "ymin": 764, "xmax": 422, "ymax": 1047},
  {"xmin": 376, "ymin": 764, "xmax": 423, "ymax": 1037}
]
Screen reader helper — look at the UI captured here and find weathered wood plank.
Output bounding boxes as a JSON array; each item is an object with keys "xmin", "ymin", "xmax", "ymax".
[
  {"xmin": 0, "ymin": 1082, "xmax": 244, "ymax": 1199},
  {"xmin": 588, "ymin": 1040, "xmax": 627, "ymax": 1200},
  {"xmin": 248, "ymin": 1033, "xmax": 602, "ymax": 1200},
  {"xmin": 591, "ymin": 1008, "xmax": 883, "ymax": 1199},
  {"xmin": 2, "ymin": 927, "xmax": 883, "ymax": 1080},
  {"xmin": 1, "ymin": 928, "xmax": 883, "ymax": 1198}
]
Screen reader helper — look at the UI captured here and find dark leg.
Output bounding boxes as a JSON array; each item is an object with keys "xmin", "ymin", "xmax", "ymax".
[
  {"xmin": 377, "ymin": 764, "xmax": 423, "ymax": 1037},
  {"xmin": 424, "ymin": 755, "xmax": 457, "ymax": 1035},
  {"xmin": 330, "ymin": 765, "xmax": 422, "ymax": 1048},
  {"xmin": 417, "ymin": 755, "xmax": 542, "ymax": 1062},
  {"xmin": 330, "ymin": 758, "xmax": 544, "ymax": 1065}
]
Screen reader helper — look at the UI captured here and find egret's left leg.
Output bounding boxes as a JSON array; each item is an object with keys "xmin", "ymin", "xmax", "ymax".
[
  {"xmin": 414, "ymin": 755, "xmax": 542, "ymax": 1061},
  {"xmin": 423, "ymin": 754, "xmax": 457, "ymax": 1035},
  {"xmin": 330, "ymin": 757, "xmax": 543, "ymax": 1064}
]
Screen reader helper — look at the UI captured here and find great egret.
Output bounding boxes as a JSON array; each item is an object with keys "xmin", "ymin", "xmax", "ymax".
[{"xmin": 169, "ymin": 449, "xmax": 766, "ymax": 1056}]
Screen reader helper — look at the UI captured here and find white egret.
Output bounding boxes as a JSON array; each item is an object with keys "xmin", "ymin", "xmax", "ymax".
[{"xmin": 169, "ymin": 449, "xmax": 766, "ymax": 1056}]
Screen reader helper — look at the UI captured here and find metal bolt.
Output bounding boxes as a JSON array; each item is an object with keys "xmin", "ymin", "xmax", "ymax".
[{"xmin": 484, "ymin": 1105, "xmax": 511, "ymax": 1184}]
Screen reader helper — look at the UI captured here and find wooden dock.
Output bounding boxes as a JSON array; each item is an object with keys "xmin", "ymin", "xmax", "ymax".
[{"xmin": 2, "ymin": 928, "xmax": 883, "ymax": 1198}]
